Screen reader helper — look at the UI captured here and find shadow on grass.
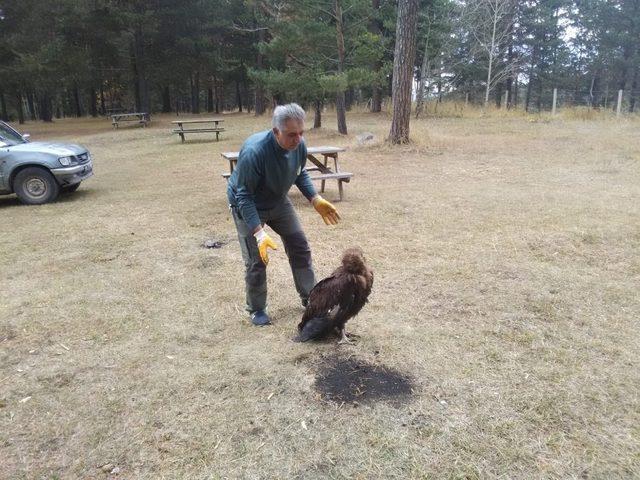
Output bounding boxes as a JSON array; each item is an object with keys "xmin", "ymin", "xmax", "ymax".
[
  {"xmin": 55, "ymin": 189, "xmax": 98, "ymax": 203},
  {"xmin": 314, "ymin": 352, "xmax": 414, "ymax": 406},
  {"xmin": 0, "ymin": 188, "xmax": 99, "ymax": 209},
  {"xmin": 0, "ymin": 195, "xmax": 21, "ymax": 208}
]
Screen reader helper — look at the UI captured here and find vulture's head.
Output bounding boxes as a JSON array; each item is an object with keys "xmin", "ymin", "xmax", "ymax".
[{"xmin": 341, "ymin": 247, "xmax": 367, "ymax": 274}]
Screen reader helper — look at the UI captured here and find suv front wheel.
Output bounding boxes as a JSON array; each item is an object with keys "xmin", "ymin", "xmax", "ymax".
[{"xmin": 13, "ymin": 167, "xmax": 60, "ymax": 205}]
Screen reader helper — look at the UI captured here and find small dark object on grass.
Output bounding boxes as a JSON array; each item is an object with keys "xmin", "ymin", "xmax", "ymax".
[{"xmin": 203, "ymin": 239, "xmax": 226, "ymax": 249}]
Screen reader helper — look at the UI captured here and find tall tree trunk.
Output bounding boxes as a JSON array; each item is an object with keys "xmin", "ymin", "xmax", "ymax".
[
  {"xmin": 371, "ymin": 85, "xmax": 382, "ymax": 113},
  {"xmin": 506, "ymin": 46, "xmax": 514, "ymax": 108},
  {"xmin": 336, "ymin": 92, "xmax": 347, "ymax": 133},
  {"xmin": 589, "ymin": 74, "xmax": 601, "ymax": 108},
  {"xmin": 39, "ymin": 92, "xmax": 53, "ymax": 122},
  {"xmin": 191, "ymin": 72, "xmax": 200, "ymax": 114},
  {"xmin": 525, "ymin": 45, "xmax": 538, "ymax": 112},
  {"xmin": 389, "ymin": 0, "xmax": 419, "ymax": 144},
  {"xmin": 435, "ymin": 54, "xmax": 443, "ymax": 103},
  {"xmin": 629, "ymin": 66, "xmax": 638, "ymax": 113},
  {"xmin": 89, "ymin": 87, "xmax": 98, "ymax": 117},
  {"xmin": 572, "ymin": 63, "xmax": 581, "ymax": 105},
  {"xmin": 214, "ymin": 77, "xmax": 221, "ymax": 114},
  {"xmin": 236, "ymin": 79, "xmax": 243, "ymax": 113},
  {"xmin": 623, "ymin": 3, "xmax": 639, "ymax": 112},
  {"xmin": 254, "ymin": 25, "xmax": 266, "ymax": 115},
  {"xmin": 254, "ymin": 86, "xmax": 266, "ymax": 115},
  {"xmin": 73, "ymin": 84, "xmax": 82, "ymax": 117},
  {"xmin": 65, "ymin": 89, "xmax": 74, "ymax": 117},
  {"xmin": 415, "ymin": 19, "xmax": 431, "ymax": 118},
  {"xmin": 536, "ymin": 75, "xmax": 543, "ymax": 112},
  {"xmin": 495, "ymin": 83, "xmax": 503, "ymax": 108},
  {"xmin": 195, "ymin": 72, "xmax": 201, "ymax": 113},
  {"xmin": 133, "ymin": 28, "xmax": 150, "ymax": 113},
  {"xmin": 314, "ymin": 100, "xmax": 322, "ymax": 128},
  {"xmin": 525, "ymin": 79, "xmax": 533, "ymax": 112},
  {"xmin": 244, "ymin": 78, "xmax": 251, "ymax": 113},
  {"xmin": 27, "ymin": 91, "xmax": 36, "ymax": 120},
  {"xmin": 207, "ymin": 86, "xmax": 214, "ymax": 112},
  {"xmin": 621, "ymin": 0, "xmax": 638, "ymax": 111},
  {"xmin": 619, "ymin": 44, "xmax": 634, "ymax": 95},
  {"xmin": 162, "ymin": 86, "xmax": 171, "ymax": 113},
  {"xmin": 345, "ymin": 88, "xmax": 354, "ymax": 111},
  {"xmin": 335, "ymin": 0, "xmax": 348, "ymax": 134},
  {"xmin": 0, "ymin": 90, "xmax": 7, "ymax": 121},
  {"xmin": 16, "ymin": 92, "xmax": 25, "ymax": 124},
  {"xmin": 505, "ymin": 11, "xmax": 515, "ymax": 109},
  {"xmin": 100, "ymin": 85, "xmax": 106, "ymax": 115},
  {"xmin": 370, "ymin": 0, "xmax": 382, "ymax": 112},
  {"xmin": 55, "ymin": 94, "xmax": 62, "ymax": 119},
  {"xmin": 189, "ymin": 79, "xmax": 194, "ymax": 113},
  {"xmin": 484, "ymin": 10, "xmax": 498, "ymax": 107},
  {"xmin": 132, "ymin": 41, "xmax": 141, "ymax": 112}
]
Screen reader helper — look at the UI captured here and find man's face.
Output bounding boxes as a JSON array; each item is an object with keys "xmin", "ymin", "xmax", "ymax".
[{"xmin": 273, "ymin": 119, "xmax": 304, "ymax": 150}]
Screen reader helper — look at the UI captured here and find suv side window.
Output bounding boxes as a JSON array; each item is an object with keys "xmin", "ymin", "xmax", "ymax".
[{"xmin": 0, "ymin": 122, "xmax": 26, "ymax": 146}]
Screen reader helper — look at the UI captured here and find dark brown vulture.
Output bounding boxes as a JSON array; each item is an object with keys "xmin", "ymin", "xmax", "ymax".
[{"xmin": 295, "ymin": 247, "xmax": 373, "ymax": 343}]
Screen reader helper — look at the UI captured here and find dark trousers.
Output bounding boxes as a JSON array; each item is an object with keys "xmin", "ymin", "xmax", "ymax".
[{"xmin": 231, "ymin": 199, "xmax": 316, "ymax": 313}]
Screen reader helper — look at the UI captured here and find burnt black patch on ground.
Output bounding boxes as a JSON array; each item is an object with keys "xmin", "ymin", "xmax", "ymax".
[{"xmin": 315, "ymin": 354, "xmax": 414, "ymax": 405}]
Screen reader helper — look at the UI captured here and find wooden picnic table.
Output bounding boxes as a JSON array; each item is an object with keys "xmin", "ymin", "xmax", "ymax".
[
  {"xmin": 111, "ymin": 112, "xmax": 150, "ymax": 128},
  {"xmin": 171, "ymin": 118, "xmax": 225, "ymax": 143},
  {"xmin": 220, "ymin": 146, "xmax": 353, "ymax": 201}
]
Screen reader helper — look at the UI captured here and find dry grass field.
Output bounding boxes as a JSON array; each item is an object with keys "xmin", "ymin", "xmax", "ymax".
[{"xmin": 1, "ymin": 108, "xmax": 639, "ymax": 479}]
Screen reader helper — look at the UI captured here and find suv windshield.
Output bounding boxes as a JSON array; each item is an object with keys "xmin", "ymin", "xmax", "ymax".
[{"xmin": 0, "ymin": 122, "xmax": 26, "ymax": 147}]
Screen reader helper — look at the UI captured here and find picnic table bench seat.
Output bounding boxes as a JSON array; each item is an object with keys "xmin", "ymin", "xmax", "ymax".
[
  {"xmin": 172, "ymin": 119, "xmax": 225, "ymax": 143},
  {"xmin": 221, "ymin": 170, "xmax": 353, "ymax": 182},
  {"xmin": 220, "ymin": 146, "xmax": 352, "ymax": 201},
  {"xmin": 171, "ymin": 128, "xmax": 225, "ymax": 133},
  {"xmin": 111, "ymin": 112, "xmax": 150, "ymax": 128}
]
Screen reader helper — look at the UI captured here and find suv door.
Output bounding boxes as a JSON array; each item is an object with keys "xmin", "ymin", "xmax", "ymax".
[{"xmin": 0, "ymin": 121, "xmax": 28, "ymax": 192}]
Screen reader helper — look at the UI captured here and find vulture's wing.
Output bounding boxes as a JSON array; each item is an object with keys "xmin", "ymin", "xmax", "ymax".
[
  {"xmin": 299, "ymin": 274, "xmax": 344, "ymax": 329},
  {"xmin": 329, "ymin": 280, "xmax": 359, "ymax": 330},
  {"xmin": 331, "ymin": 271, "xmax": 373, "ymax": 329}
]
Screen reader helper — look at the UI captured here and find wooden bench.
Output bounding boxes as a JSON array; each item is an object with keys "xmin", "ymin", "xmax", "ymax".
[
  {"xmin": 172, "ymin": 118, "xmax": 225, "ymax": 143},
  {"xmin": 220, "ymin": 146, "xmax": 353, "ymax": 201},
  {"xmin": 111, "ymin": 112, "xmax": 150, "ymax": 128}
]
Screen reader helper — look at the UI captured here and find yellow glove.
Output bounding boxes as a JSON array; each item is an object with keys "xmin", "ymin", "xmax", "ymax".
[
  {"xmin": 254, "ymin": 228, "xmax": 278, "ymax": 265},
  {"xmin": 312, "ymin": 195, "xmax": 340, "ymax": 225}
]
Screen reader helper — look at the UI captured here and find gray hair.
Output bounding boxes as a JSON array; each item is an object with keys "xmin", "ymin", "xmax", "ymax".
[{"xmin": 272, "ymin": 103, "xmax": 306, "ymax": 130}]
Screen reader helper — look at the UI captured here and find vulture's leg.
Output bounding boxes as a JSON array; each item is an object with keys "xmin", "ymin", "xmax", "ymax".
[{"xmin": 337, "ymin": 327, "xmax": 354, "ymax": 345}]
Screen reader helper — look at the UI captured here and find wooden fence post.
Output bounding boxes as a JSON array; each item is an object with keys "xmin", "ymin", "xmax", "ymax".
[{"xmin": 552, "ymin": 88, "xmax": 557, "ymax": 115}]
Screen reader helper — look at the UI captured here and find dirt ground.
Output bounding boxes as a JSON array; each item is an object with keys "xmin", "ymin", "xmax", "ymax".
[{"xmin": 1, "ymin": 110, "xmax": 639, "ymax": 479}]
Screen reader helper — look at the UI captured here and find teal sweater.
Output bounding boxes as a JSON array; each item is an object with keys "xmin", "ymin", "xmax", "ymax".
[{"xmin": 227, "ymin": 130, "xmax": 317, "ymax": 231}]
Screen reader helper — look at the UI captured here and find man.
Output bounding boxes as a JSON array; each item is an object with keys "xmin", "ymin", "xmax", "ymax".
[{"xmin": 227, "ymin": 103, "xmax": 340, "ymax": 326}]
